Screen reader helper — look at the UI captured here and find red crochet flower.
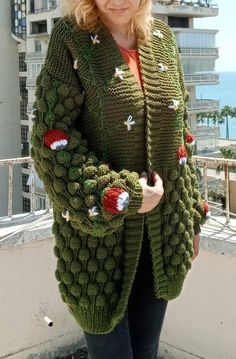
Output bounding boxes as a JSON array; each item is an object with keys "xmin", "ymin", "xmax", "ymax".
[
  {"xmin": 177, "ymin": 145, "xmax": 187, "ymax": 165},
  {"xmin": 186, "ymin": 131, "xmax": 195, "ymax": 146},
  {"xmin": 203, "ymin": 202, "xmax": 211, "ymax": 218},
  {"xmin": 44, "ymin": 129, "xmax": 69, "ymax": 150},
  {"xmin": 102, "ymin": 187, "xmax": 129, "ymax": 214}
]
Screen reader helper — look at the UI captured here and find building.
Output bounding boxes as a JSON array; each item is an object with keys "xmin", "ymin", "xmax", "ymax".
[
  {"xmin": 153, "ymin": 0, "xmax": 219, "ymax": 153},
  {"xmin": 0, "ymin": 0, "xmax": 23, "ymax": 216},
  {"xmin": 8, "ymin": 0, "xmax": 219, "ymax": 213}
]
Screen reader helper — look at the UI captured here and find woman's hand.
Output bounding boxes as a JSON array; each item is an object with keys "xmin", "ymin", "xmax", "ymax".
[
  {"xmin": 192, "ymin": 233, "xmax": 201, "ymax": 261},
  {"xmin": 137, "ymin": 171, "xmax": 164, "ymax": 213}
]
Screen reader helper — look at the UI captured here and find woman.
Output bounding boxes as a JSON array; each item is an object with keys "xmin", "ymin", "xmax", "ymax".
[{"xmin": 30, "ymin": 0, "xmax": 207, "ymax": 358}]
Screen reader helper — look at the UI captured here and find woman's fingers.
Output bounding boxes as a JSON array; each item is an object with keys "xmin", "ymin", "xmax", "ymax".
[{"xmin": 139, "ymin": 171, "xmax": 148, "ymax": 187}]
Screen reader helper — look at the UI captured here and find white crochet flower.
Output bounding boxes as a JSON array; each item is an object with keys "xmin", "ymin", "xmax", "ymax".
[
  {"xmin": 157, "ymin": 63, "xmax": 168, "ymax": 72},
  {"xmin": 90, "ymin": 34, "xmax": 100, "ymax": 45},
  {"xmin": 73, "ymin": 59, "xmax": 79, "ymax": 70},
  {"xmin": 62, "ymin": 210, "xmax": 70, "ymax": 222},
  {"xmin": 114, "ymin": 67, "xmax": 125, "ymax": 80},
  {"xmin": 124, "ymin": 115, "xmax": 135, "ymax": 131},
  {"xmin": 168, "ymin": 99, "xmax": 180, "ymax": 111},
  {"xmin": 153, "ymin": 29, "xmax": 163, "ymax": 39},
  {"xmin": 88, "ymin": 206, "xmax": 99, "ymax": 217}
]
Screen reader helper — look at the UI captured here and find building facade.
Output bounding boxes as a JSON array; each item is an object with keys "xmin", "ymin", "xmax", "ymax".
[
  {"xmin": 153, "ymin": 0, "xmax": 219, "ymax": 153},
  {"xmin": 0, "ymin": 0, "xmax": 23, "ymax": 216},
  {"xmin": 9, "ymin": 0, "xmax": 219, "ymax": 213}
]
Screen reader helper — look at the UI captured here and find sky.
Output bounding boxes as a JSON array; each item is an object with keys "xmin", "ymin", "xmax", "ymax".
[{"xmin": 194, "ymin": 0, "xmax": 236, "ymax": 72}]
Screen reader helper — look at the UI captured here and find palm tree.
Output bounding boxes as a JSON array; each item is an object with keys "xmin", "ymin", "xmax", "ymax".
[
  {"xmin": 197, "ymin": 106, "xmax": 236, "ymax": 139},
  {"xmin": 216, "ymin": 147, "xmax": 236, "ymax": 174},
  {"xmin": 220, "ymin": 106, "xmax": 236, "ymax": 139},
  {"xmin": 196, "ymin": 111, "xmax": 221, "ymax": 126}
]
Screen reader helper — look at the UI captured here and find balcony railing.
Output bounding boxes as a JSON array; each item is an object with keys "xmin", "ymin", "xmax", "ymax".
[
  {"xmin": 28, "ymin": 2, "xmax": 57, "ymax": 15},
  {"xmin": 26, "ymin": 52, "xmax": 46, "ymax": 60},
  {"xmin": 1, "ymin": 156, "xmax": 236, "ymax": 227},
  {"xmin": 153, "ymin": 0, "xmax": 217, "ymax": 7},
  {"xmin": 0, "ymin": 157, "xmax": 50, "ymax": 219},
  {"xmin": 187, "ymin": 99, "xmax": 220, "ymax": 113},
  {"xmin": 185, "ymin": 73, "xmax": 219, "ymax": 85},
  {"xmin": 180, "ymin": 47, "xmax": 219, "ymax": 57}
]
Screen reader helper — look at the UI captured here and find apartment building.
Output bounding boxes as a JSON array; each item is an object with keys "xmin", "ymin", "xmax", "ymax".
[
  {"xmin": 153, "ymin": 0, "xmax": 219, "ymax": 153},
  {"xmin": 0, "ymin": 0, "xmax": 23, "ymax": 216},
  {"xmin": 9, "ymin": 0, "xmax": 219, "ymax": 213}
]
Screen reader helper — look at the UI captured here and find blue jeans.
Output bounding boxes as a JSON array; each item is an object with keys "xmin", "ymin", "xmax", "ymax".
[{"xmin": 84, "ymin": 227, "xmax": 168, "ymax": 359}]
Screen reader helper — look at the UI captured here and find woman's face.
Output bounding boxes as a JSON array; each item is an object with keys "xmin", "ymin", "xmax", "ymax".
[{"xmin": 94, "ymin": 0, "xmax": 141, "ymax": 26}]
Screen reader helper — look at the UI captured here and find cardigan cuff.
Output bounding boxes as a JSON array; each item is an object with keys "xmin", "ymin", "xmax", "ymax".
[{"xmin": 127, "ymin": 180, "xmax": 143, "ymax": 214}]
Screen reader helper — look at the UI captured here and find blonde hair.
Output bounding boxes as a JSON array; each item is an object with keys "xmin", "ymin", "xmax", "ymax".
[{"xmin": 60, "ymin": 0, "xmax": 153, "ymax": 41}]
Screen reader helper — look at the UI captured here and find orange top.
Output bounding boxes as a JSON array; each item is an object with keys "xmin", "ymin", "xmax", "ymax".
[{"xmin": 118, "ymin": 45, "xmax": 143, "ymax": 90}]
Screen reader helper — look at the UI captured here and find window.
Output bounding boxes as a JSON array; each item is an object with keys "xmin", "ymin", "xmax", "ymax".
[
  {"xmin": 36, "ymin": 197, "xmax": 46, "ymax": 210},
  {"xmin": 31, "ymin": 20, "xmax": 47, "ymax": 34},
  {"xmin": 30, "ymin": 0, "xmax": 35, "ymax": 13},
  {"xmin": 27, "ymin": 63, "xmax": 43, "ymax": 79},
  {"xmin": 20, "ymin": 100, "xmax": 27, "ymax": 121},
  {"xmin": 23, "ymin": 198, "xmax": 31, "ymax": 212},
  {"xmin": 19, "ymin": 53, "xmax": 26, "ymax": 72},
  {"xmin": 19, "ymin": 77, "xmax": 27, "ymax": 99},
  {"xmin": 35, "ymin": 40, "xmax": 42, "ymax": 52},
  {"xmin": 21, "ymin": 125, "xmax": 28, "ymax": 143},
  {"xmin": 168, "ymin": 17, "xmax": 189, "ymax": 28},
  {"xmin": 22, "ymin": 174, "xmax": 30, "ymax": 193},
  {"xmin": 11, "ymin": 0, "xmax": 26, "ymax": 39}
]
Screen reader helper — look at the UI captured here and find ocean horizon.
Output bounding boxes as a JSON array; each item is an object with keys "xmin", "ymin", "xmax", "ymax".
[{"xmin": 196, "ymin": 71, "xmax": 236, "ymax": 140}]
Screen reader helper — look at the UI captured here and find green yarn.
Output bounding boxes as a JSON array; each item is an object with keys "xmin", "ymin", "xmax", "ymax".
[{"xmin": 30, "ymin": 16, "xmax": 207, "ymax": 335}]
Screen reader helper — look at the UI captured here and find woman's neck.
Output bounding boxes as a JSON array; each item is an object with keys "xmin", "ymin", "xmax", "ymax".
[{"xmin": 106, "ymin": 22, "xmax": 137, "ymax": 50}]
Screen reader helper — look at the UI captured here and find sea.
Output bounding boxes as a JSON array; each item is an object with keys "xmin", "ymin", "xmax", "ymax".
[{"xmin": 196, "ymin": 71, "xmax": 236, "ymax": 140}]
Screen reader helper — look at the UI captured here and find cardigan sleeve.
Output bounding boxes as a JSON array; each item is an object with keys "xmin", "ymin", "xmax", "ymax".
[
  {"xmin": 30, "ymin": 20, "xmax": 143, "ymax": 238},
  {"xmin": 170, "ymin": 31, "xmax": 207, "ymax": 235}
]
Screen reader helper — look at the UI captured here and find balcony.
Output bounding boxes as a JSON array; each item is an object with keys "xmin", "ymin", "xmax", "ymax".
[
  {"xmin": 25, "ymin": 52, "xmax": 46, "ymax": 60},
  {"xmin": 152, "ymin": 0, "xmax": 218, "ymax": 17},
  {"xmin": 187, "ymin": 99, "xmax": 220, "ymax": 113},
  {"xmin": 180, "ymin": 47, "xmax": 219, "ymax": 58},
  {"xmin": 185, "ymin": 72, "xmax": 219, "ymax": 85},
  {"xmin": 28, "ymin": 0, "xmax": 58, "ymax": 14},
  {"xmin": 1, "ymin": 155, "xmax": 236, "ymax": 358}
]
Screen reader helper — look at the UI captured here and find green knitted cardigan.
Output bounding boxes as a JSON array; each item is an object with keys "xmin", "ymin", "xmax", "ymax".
[{"xmin": 30, "ymin": 16, "xmax": 206, "ymax": 334}]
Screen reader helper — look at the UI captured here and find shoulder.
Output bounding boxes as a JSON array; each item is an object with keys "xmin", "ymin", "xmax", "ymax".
[
  {"xmin": 152, "ymin": 18, "xmax": 175, "ymax": 40},
  {"xmin": 49, "ymin": 16, "xmax": 87, "ymax": 45}
]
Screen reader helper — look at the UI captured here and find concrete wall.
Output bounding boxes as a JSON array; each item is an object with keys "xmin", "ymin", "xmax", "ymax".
[
  {"xmin": 0, "ymin": 217, "xmax": 84, "ymax": 359},
  {"xmin": 0, "ymin": 0, "xmax": 22, "ymax": 216},
  {"xmin": 1, "ymin": 214, "xmax": 236, "ymax": 358},
  {"xmin": 160, "ymin": 251, "xmax": 236, "ymax": 359}
]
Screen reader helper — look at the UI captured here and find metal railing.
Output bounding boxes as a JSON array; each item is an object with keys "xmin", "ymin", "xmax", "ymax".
[
  {"xmin": 180, "ymin": 47, "xmax": 219, "ymax": 57},
  {"xmin": 1, "ymin": 156, "xmax": 236, "ymax": 224},
  {"xmin": 185, "ymin": 73, "xmax": 219, "ymax": 85},
  {"xmin": 187, "ymin": 99, "xmax": 219, "ymax": 112},
  {"xmin": 153, "ymin": 0, "xmax": 217, "ymax": 8},
  {"xmin": 193, "ymin": 156, "xmax": 236, "ymax": 224},
  {"xmin": 0, "ymin": 157, "xmax": 50, "ymax": 219}
]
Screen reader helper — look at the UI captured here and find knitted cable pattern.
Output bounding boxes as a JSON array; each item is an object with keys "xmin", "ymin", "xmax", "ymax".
[{"xmin": 30, "ymin": 16, "xmax": 207, "ymax": 334}]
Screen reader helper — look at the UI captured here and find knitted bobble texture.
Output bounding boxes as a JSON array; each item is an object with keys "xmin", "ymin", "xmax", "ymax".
[
  {"xmin": 30, "ymin": 16, "xmax": 207, "ymax": 334},
  {"xmin": 31, "ymin": 70, "xmax": 143, "ymax": 238}
]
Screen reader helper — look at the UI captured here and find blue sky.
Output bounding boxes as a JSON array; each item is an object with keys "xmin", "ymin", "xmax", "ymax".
[{"xmin": 194, "ymin": 0, "xmax": 236, "ymax": 72}]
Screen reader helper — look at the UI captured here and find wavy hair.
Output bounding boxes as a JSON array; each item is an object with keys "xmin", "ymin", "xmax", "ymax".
[{"xmin": 60, "ymin": 0, "xmax": 153, "ymax": 41}]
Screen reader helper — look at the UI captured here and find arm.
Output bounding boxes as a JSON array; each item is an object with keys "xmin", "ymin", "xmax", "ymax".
[
  {"xmin": 30, "ymin": 20, "xmax": 143, "ymax": 237},
  {"xmin": 171, "ymin": 31, "xmax": 208, "ymax": 235}
]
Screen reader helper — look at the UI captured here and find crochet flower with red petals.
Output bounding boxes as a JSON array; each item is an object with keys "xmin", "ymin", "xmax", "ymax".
[
  {"xmin": 102, "ymin": 187, "xmax": 129, "ymax": 214},
  {"xmin": 203, "ymin": 202, "xmax": 211, "ymax": 218},
  {"xmin": 44, "ymin": 129, "xmax": 69, "ymax": 150},
  {"xmin": 177, "ymin": 145, "xmax": 187, "ymax": 165},
  {"xmin": 186, "ymin": 131, "xmax": 195, "ymax": 146}
]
